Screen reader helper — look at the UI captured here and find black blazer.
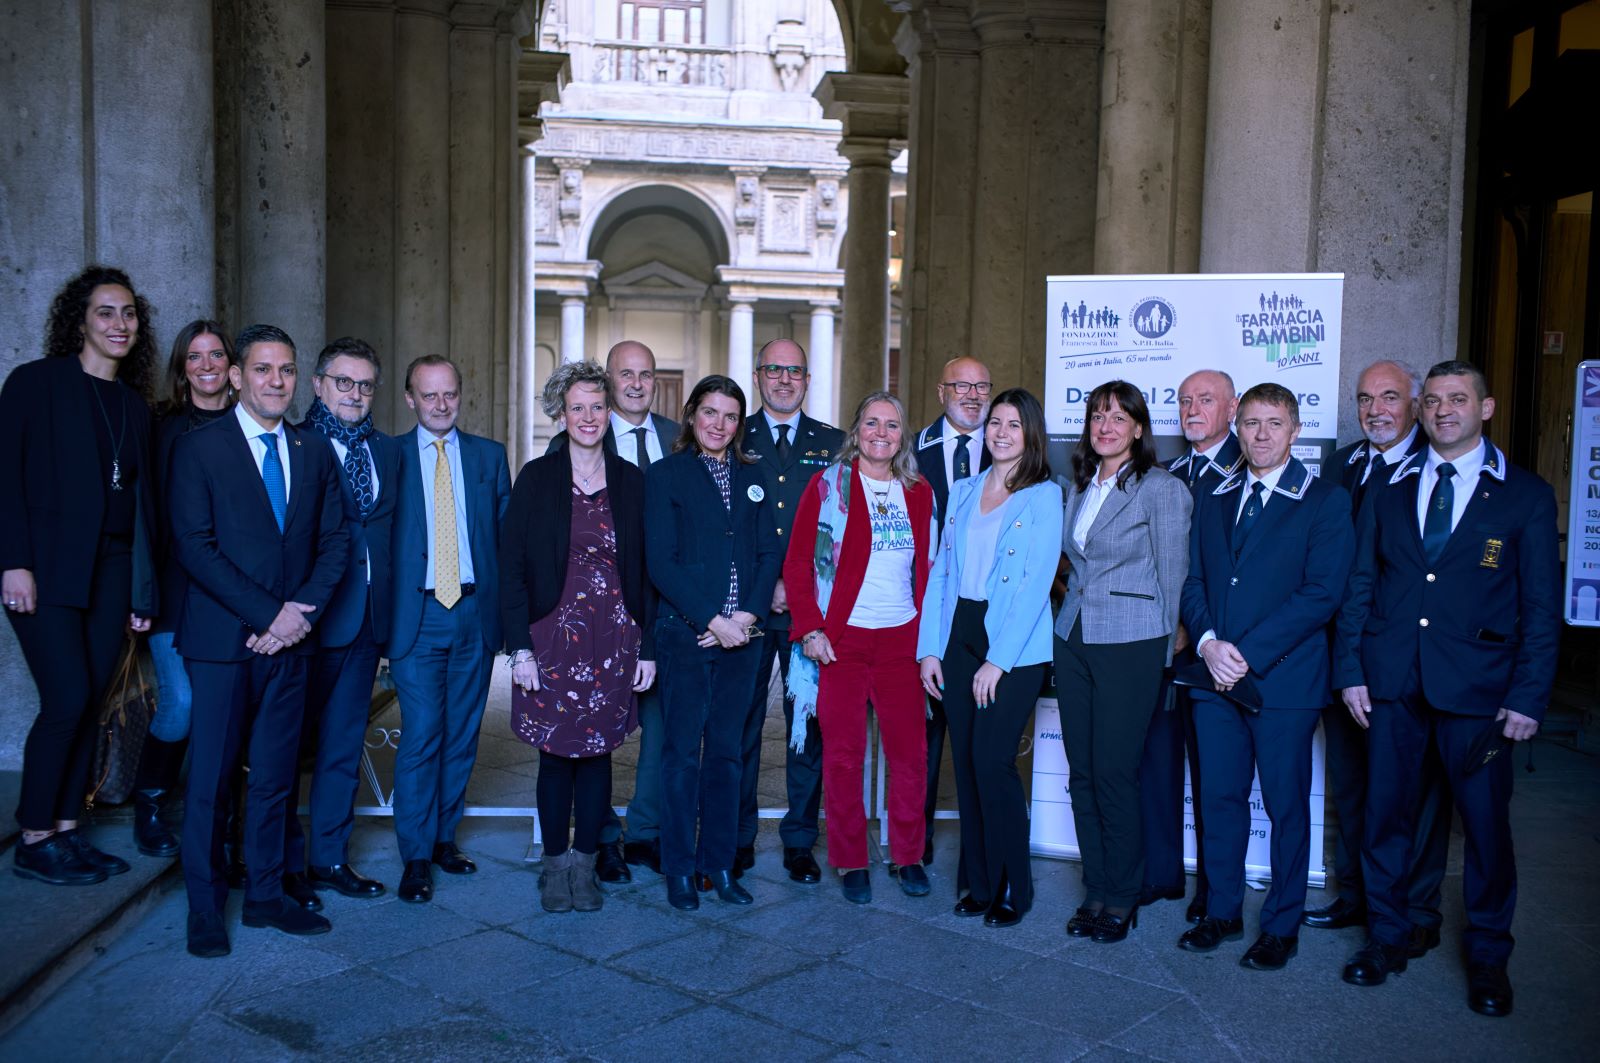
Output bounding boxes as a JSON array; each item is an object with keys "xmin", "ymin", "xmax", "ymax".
[
  {"xmin": 545, "ymin": 412, "xmax": 679, "ymax": 459},
  {"xmin": 151, "ymin": 405, "xmax": 232, "ymax": 633},
  {"xmin": 500, "ymin": 445, "xmax": 656, "ymax": 658},
  {"xmin": 168, "ymin": 413, "xmax": 350, "ymax": 662},
  {"xmin": 914, "ymin": 414, "xmax": 991, "ymax": 529},
  {"xmin": 0, "ymin": 356, "xmax": 157, "ymax": 614},
  {"xmin": 302, "ymin": 427, "xmax": 401, "ymax": 650},
  {"xmin": 643, "ymin": 448, "xmax": 782, "ymax": 630}
]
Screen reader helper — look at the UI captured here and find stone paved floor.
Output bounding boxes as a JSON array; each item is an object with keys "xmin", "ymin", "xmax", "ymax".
[{"xmin": 4, "ymin": 683, "xmax": 1597, "ymax": 1061}]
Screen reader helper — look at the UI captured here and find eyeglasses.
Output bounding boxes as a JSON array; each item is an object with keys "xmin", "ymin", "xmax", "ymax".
[
  {"xmin": 322, "ymin": 374, "xmax": 377, "ymax": 396},
  {"xmin": 941, "ymin": 381, "xmax": 992, "ymax": 396},
  {"xmin": 757, "ymin": 364, "xmax": 807, "ymax": 380}
]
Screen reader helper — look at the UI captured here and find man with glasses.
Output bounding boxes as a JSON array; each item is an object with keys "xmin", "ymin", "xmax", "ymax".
[
  {"xmin": 283, "ymin": 338, "xmax": 401, "ymax": 905},
  {"xmin": 913, "ymin": 356, "xmax": 993, "ymax": 864},
  {"xmin": 736, "ymin": 338, "xmax": 844, "ymax": 884}
]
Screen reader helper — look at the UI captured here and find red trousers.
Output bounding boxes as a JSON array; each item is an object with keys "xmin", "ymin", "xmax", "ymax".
[{"xmin": 816, "ymin": 619, "xmax": 927, "ymax": 869}]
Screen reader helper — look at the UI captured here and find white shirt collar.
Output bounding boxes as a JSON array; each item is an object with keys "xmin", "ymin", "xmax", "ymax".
[
  {"xmin": 1424, "ymin": 438, "xmax": 1485, "ymax": 481},
  {"xmin": 765, "ymin": 410, "xmax": 801, "ymax": 436},
  {"xmin": 610, "ymin": 410, "xmax": 654, "ymax": 437},
  {"xmin": 418, "ymin": 426, "xmax": 459, "ymax": 451},
  {"xmin": 1246, "ymin": 460, "xmax": 1289, "ymax": 495},
  {"xmin": 1195, "ymin": 436, "xmax": 1226, "ymax": 462},
  {"xmin": 1371, "ymin": 423, "xmax": 1420, "ymax": 465},
  {"xmin": 234, "ymin": 403, "xmax": 284, "ymax": 440}
]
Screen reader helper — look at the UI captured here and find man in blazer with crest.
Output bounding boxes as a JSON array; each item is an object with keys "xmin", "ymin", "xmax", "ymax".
[
  {"xmin": 1304, "ymin": 359, "xmax": 1448, "ymax": 949},
  {"xmin": 913, "ymin": 355, "xmax": 992, "ymax": 862},
  {"xmin": 387, "ymin": 354, "xmax": 512, "ymax": 904},
  {"xmin": 1335, "ymin": 361, "xmax": 1559, "ymax": 1017},
  {"xmin": 169, "ymin": 324, "xmax": 349, "ymax": 957},
  {"xmin": 1177, "ymin": 382, "xmax": 1354, "ymax": 972},
  {"xmin": 735, "ymin": 338, "xmax": 844, "ymax": 885}
]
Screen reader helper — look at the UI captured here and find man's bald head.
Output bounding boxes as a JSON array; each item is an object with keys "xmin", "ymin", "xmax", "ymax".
[
  {"xmin": 1177, "ymin": 369, "xmax": 1238, "ymax": 450},
  {"xmin": 755, "ymin": 337, "xmax": 808, "ymax": 416},
  {"xmin": 938, "ymin": 356, "xmax": 993, "ymax": 433},
  {"xmin": 607, "ymin": 340, "xmax": 657, "ymax": 424}
]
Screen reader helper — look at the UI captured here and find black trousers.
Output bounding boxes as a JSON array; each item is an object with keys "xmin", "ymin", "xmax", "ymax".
[
  {"xmin": 9, "ymin": 544, "xmax": 131, "ymax": 830},
  {"xmin": 1139, "ymin": 649, "xmax": 1209, "ymax": 900},
  {"xmin": 737, "ymin": 627, "xmax": 822, "ymax": 849},
  {"xmin": 537, "ymin": 751, "xmax": 612, "ymax": 856},
  {"xmin": 942, "ymin": 598, "xmax": 1045, "ymax": 912},
  {"xmin": 1054, "ymin": 621, "xmax": 1167, "ymax": 908}
]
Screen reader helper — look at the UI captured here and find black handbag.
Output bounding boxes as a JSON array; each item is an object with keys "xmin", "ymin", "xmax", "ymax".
[{"xmin": 87, "ymin": 639, "xmax": 157, "ymax": 809}]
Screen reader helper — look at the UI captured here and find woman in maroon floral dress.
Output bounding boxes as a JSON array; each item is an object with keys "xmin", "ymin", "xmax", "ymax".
[{"xmin": 501, "ymin": 361, "xmax": 655, "ymax": 914}]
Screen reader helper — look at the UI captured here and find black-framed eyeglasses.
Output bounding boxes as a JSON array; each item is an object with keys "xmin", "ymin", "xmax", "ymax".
[
  {"xmin": 941, "ymin": 381, "xmax": 992, "ymax": 396},
  {"xmin": 322, "ymin": 374, "xmax": 377, "ymax": 396},
  {"xmin": 757, "ymin": 364, "xmax": 807, "ymax": 380}
]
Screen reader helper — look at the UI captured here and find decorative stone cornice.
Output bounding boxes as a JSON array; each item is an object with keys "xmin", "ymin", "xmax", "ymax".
[
  {"xmin": 518, "ymin": 49, "xmax": 570, "ymax": 144},
  {"xmin": 538, "ymin": 119, "xmax": 848, "ymax": 170},
  {"xmin": 813, "ymin": 72, "xmax": 910, "ymax": 143}
]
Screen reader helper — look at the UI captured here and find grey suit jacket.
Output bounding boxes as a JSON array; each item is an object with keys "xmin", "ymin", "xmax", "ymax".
[{"xmin": 1054, "ymin": 464, "xmax": 1192, "ymax": 662}]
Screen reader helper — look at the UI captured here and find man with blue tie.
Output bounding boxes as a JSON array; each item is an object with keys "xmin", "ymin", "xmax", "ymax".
[
  {"xmin": 1177, "ymin": 383, "xmax": 1353, "ymax": 971},
  {"xmin": 1336, "ymin": 361, "xmax": 1559, "ymax": 1017},
  {"xmin": 388, "ymin": 354, "xmax": 512, "ymax": 904},
  {"xmin": 281, "ymin": 338, "xmax": 400, "ymax": 906},
  {"xmin": 169, "ymin": 325, "xmax": 349, "ymax": 957}
]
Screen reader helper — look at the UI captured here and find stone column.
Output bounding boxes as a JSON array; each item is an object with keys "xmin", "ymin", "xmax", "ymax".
[
  {"xmin": 726, "ymin": 298, "xmax": 756, "ymax": 388},
  {"xmin": 807, "ymin": 302, "xmax": 838, "ymax": 423},
  {"xmin": 560, "ymin": 297, "xmax": 588, "ymax": 363},
  {"xmin": 514, "ymin": 49, "xmax": 570, "ymax": 468},
  {"xmin": 815, "ymin": 73, "xmax": 909, "ymax": 417}
]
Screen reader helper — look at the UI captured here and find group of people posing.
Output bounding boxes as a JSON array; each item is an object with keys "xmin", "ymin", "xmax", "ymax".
[{"xmin": 2, "ymin": 267, "xmax": 1556, "ymax": 1022}]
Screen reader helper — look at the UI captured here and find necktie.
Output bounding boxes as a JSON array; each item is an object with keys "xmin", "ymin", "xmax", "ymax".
[
  {"xmin": 632, "ymin": 426, "xmax": 651, "ymax": 468},
  {"xmin": 1422, "ymin": 462, "xmax": 1456, "ymax": 564},
  {"xmin": 776, "ymin": 423, "xmax": 792, "ymax": 465},
  {"xmin": 1188, "ymin": 453, "xmax": 1201, "ymax": 488},
  {"xmin": 953, "ymin": 434, "xmax": 971, "ymax": 482},
  {"xmin": 259, "ymin": 433, "xmax": 287, "ymax": 533},
  {"xmin": 432, "ymin": 439, "xmax": 462, "ymax": 609},
  {"xmin": 1233, "ymin": 481, "xmax": 1265, "ymax": 559}
]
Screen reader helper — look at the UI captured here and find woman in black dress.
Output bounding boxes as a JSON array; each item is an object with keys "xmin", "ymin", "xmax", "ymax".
[
  {"xmin": 1, "ymin": 266, "xmax": 159, "ymax": 884},
  {"xmin": 501, "ymin": 360, "xmax": 655, "ymax": 914}
]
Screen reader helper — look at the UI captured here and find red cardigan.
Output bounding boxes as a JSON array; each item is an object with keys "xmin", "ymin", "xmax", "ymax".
[{"xmin": 782, "ymin": 460, "xmax": 935, "ymax": 645}]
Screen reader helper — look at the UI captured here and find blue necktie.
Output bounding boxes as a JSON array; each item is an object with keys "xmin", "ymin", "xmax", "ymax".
[
  {"xmin": 1422, "ymin": 462, "xmax": 1456, "ymax": 564},
  {"xmin": 259, "ymin": 433, "xmax": 287, "ymax": 532},
  {"xmin": 1233, "ymin": 481, "xmax": 1265, "ymax": 559}
]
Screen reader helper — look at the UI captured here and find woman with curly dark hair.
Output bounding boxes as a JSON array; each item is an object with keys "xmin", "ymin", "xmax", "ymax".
[{"xmin": 0, "ymin": 266, "xmax": 159, "ymax": 884}]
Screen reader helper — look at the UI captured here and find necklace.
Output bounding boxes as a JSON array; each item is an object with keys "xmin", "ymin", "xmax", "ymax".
[
  {"xmin": 88, "ymin": 377, "xmax": 128, "ymax": 491},
  {"xmin": 573, "ymin": 456, "xmax": 604, "ymax": 489},
  {"xmin": 869, "ymin": 482, "xmax": 892, "ymax": 517}
]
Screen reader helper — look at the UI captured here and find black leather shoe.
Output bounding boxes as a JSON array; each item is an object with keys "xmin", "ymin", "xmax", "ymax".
[
  {"xmin": 893, "ymin": 863, "xmax": 931, "ymax": 897},
  {"xmin": 665, "ymin": 875, "xmax": 699, "ymax": 910},
  {"xmin": 983, "ymin": 878, "xmax": 1021, "ymax": 928},
  {"xmin": 1301, "ymin": 895, "xmax": 1366, "ymax": 930},
  {"xmin": 783, "ymin": 847, "xmax": 821, "ymax": 884},
  {"xmin": 841, "ymin": 868, "xmax": 872, "ymax": 904},
  {"xmin": 1139, "ymin": 885, "xmax": 1185, "ymax": 906},
  {"xmin": 1342, "ymin": 939, "xmax": 1408, "ymax": 986},
  {"xmin": 309, "ymin": 863, "xmax": 385, "ymax": 898},
  {"xmin": 432, "ymin": 842, "xmax": 476, "ymax": 875},
  {"xmin": 733, "ymin": 845, "xmax": 756, "ymax": 879},
  {"xmin": 953, "ymin": 894, "xmax": 988, "ymax": 917},
  {"xmin": 243, "ymin": 897, "xmax": 332, "ymax": 936},
  {"xmin": 1066, "ymin": 906, "xmax": 1101, "ymax": 937},
  {"xmin": 1092, "ymin": 907, "xmax": 1138, "ymax": 944},
  {"xmin": 623, "ymin": 839, "xmax": 661, "ymax": 874},
  {"xmin": 132, "ymin": 790, "xmax": 181, "ymax": 857},
  {"xmin": 13, "ymin": 834, "xmax": 107, "ymax": 886},
  {"xmin": 59, "ymin": 830, "xmax": 130, "ymax": 876},
  {"xmin": 1407, "ymin": 924, "xmax": 1442, "ymax": 958},
  {"xmin": 1467, "ymin": 962, "xmax": 1513, "ymax": 1017},
  {"xmin": 596, "ymin": 842, "xmax": 631, "ymax": 884},
  {"xmin": 1240, "ymin": 932, "xmax": 1298, "ymax": 970},
  {"xmin": 282, "ymin": 871, "xmax": 323, "ymax": 911},
  {"xmin": 709, "ymin": 869, "xmax": 753, "ymax": 905},
  {"xmin": 186, "ymin": 911, "xmax": 230, "ymax": 958},
  {"xmin": 1178, "ymin": 916, "xmax": 1245, "ymax": 953},
  {"xmin": 1184, "ymin": 892, "xmax": 1207, "ymax": 925},
  {"xmin": 399, "ymin": 859, "xmax": 433, "ymax": 903}
]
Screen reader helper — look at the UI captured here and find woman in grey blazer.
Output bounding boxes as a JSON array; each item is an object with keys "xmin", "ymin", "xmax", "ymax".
[{"xmin": 1054, "ymin": 381, "xmax": 1192, "ymax": 943}]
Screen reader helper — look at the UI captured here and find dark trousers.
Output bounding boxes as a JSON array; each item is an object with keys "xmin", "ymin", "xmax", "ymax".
[
  {"xmin": 1194, "ymin": 696, "xmax": 1319, "ymax": 937},
  {"xmin": 183, "ymin": 653, "xmax": 309, "ymax": 913},
  {"xmin": 657, "ymin": 620, "xmax": 762, "ymax": 877},
  {"xmin": 388, "ymin": 594, "xmax": 492, "ymax": 863},
  {"xmin": 285, "ymin": 610, "xmax": 381, "ymax": 872},
  {"xmin": 738, "ymin": 626, "xmax": 821, "ymax": 849},
  {"xmin": 1364, "ymin": 671, "xmax": 1517, "ymax": 964},
  {"xmin": 1139, "ymin": 649, "xmax": 1209, "ymax": 899},
  {"xmin": 942, "ymin": 598, "xmax": 1045, "ymax": 912},
  {"xmin": 1322, "ymin": 700, "xmax": 1452, "ymax": 926},
  {"xmin": 9, "ymin": 544, "xmax": 131, "ymax": 830},
  {"xmin": 1054, "ymin": 622, "xmax": 1167, "ymax": 908},
  {"xmin": 537, "ymin": 751, "xmax": 612, "ymax": 856}
]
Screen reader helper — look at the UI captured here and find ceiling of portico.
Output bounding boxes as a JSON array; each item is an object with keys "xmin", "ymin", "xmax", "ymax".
[
  {"xmin": 827, "ymin": 0, "xmax": 908, "ymax": 75},
  {"xmin": 584, "ymin": 182, "xmax": 733, "ymax": 268}
]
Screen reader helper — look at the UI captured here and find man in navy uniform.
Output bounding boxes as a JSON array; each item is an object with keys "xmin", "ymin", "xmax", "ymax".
[
  {"xmin": 1336, "ymin": 360, "xmax": 1559, "ymax": 1017},
  {"xmin": 912, "ymin": 355, "xmax": 991, "ymax": 863},
  {"xmin": 735, "ymin": 338, "xmax": 844, "ymax": 884},
  {"xmin": 1141, "ymin": 368, "xmax": 1243, "ymax": 922},
  {"xmin": 1303, "ymin": 359, "xmax": 1449, "ymax": 957},
  {"xmin": 1177, "ymin": 383, "xmax": 1354, "ymax": 971}
]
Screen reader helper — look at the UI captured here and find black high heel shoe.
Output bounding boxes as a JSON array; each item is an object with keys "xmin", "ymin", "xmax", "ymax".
[
  {"xmin": 1066, "ymin": 905, "xmax": 1103, "ymax": 937},
  {"xmin": 1091, "ymin": 905, "xmax": 1138, "ymax": 944}
]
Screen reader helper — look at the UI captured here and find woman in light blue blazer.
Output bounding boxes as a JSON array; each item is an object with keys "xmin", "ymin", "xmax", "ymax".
[{"xmin": 918, "ymin": 388, "xmax": 1063, "ymax": 927}]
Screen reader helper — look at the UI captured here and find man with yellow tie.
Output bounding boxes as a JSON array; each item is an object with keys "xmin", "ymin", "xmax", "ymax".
[{"xmin": 387, "ymin": 355, "xmax": 512, "ymax": 904}]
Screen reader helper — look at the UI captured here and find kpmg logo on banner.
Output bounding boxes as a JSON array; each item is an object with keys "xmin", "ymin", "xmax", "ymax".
[
  {"xmin": 1057, "ymin": 298, "xmax": 1121, "ymax": 350},
  {"xmin": 1130, "ymin": 297, "xmax": 1176, "ymax": 340},
  {"xmin": 1237, "ymin": 289, "xmax": 1328, "ymax": 371}
]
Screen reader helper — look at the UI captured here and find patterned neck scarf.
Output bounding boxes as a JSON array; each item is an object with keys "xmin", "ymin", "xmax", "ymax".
[{"xmin": 306, "ymin": 398, "xmax": 376, "ymax": 517}]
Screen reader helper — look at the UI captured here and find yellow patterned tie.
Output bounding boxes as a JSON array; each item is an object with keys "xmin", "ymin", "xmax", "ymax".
[{"xmin": 432, "ymin": 439, "xmax": 462, "ymax": 609}]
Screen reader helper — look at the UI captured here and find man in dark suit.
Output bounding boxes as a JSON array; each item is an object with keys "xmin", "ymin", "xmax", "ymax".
[
  {"xmin": 547, "ymin": 340, "xmax": 677, "ymax": 882},
  {"xmin": 735, "ymin": 338, "xmax": 844, "ymax": 885},
  {"xmin": 280, "ymin": 338, "xmax": 400, "ymax": 907},
  {"xmin": 912, "ymin": 355, "xmax": 991, "ymax": 862},
  {"xmin": 1303, "ymin": 359, "xmax": 1449, "ymax": 951},
  {"xmin": 1142, "ymin": 368, "xmax": 1244, "ymax": 921},
  {"xmin": 387, "ymin": 354, "xmax": 512, "ymax": 904},
  {"xmin": 1177, "ymin": 383, "xmax": 1354, "ymax": 971},
  {"xmin": 1336, "ymin": 360, "xmax": 1559, "ymax": 1017},
  {"xmin": 170, "ymin": 324, "xmax": 349, "ymax": 957}
]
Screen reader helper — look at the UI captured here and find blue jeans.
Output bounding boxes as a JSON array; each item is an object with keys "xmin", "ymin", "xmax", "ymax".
[{"xmin": 148, "ymin": 630, "xmax": 193, "ymax": 742}]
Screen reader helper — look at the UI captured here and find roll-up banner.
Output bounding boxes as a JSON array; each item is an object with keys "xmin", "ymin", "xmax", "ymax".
[{"xmin": 1566, "ymin": 361, "xmax": 1600, "ymax": 626}]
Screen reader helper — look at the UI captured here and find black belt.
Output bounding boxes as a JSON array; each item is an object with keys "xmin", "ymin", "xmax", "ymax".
[{"xmin": 424, "ymin": 583, "xmax": 475, "ymax": 598}]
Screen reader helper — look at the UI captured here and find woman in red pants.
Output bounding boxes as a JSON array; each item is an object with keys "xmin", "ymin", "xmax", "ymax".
[{"xmin": 784, "ymin": 391, "xmax": 936, "ymax": 904}]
